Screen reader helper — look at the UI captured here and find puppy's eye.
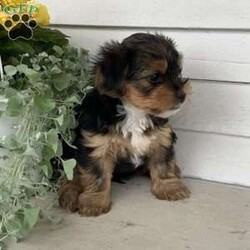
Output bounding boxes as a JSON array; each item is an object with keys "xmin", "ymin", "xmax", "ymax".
[{"xmin": 149, "ymin": 73, "xmax": 163, "ymax": 84}]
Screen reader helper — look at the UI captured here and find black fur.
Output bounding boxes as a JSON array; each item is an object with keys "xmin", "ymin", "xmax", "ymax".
[
  {"xmin": 94, "ymin": 41, "xmax": 128, "ymax": 96},
  {"xmin": 74, "ymin": 89, "xmax": 124, "ymax": 134}
]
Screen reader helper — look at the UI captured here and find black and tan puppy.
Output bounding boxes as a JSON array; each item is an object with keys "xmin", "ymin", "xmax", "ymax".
[{"xmin": 59, "ymin": 33, "xmax": 191, "ymax": 216}]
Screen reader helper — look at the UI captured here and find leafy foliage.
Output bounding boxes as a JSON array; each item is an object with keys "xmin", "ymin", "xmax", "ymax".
[
  {"xmin": 0, "ymin": 26, "xmax": 69, "ymax": 65},
  {"xmin": 0, "ymin": 28, "xmax": 92, "ymax": 244}
]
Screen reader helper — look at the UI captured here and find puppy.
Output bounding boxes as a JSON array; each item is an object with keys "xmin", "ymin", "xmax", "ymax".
[{"xmin": 59, "ymin": 33, "xmax": 191, "ymax": 216}]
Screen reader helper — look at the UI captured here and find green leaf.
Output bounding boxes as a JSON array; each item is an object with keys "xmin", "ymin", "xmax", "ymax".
[
  {"xmin": 46, "ymin": 129, "xmax": 58, "ymax": 154},
  {"xmin": 56, "ymin": 140, "xmax": 63, "ymax": 156},
  {"xmin": 23, "ymin": 207, "xmax": 40, "ymax": 230},
  {"xmin": 4, "ymin": 65, "xmax": 17, "ymax": 76},
  {"xmin": 0, "ymin": 25, "xmax": 7, "ymax": 36},
  {"xmin": 4, "ymin": 213, "xmax": 24, "ymax": 240},
  {"xmin": 0, "ymin": 40, "xmax": 35, "ymax": 57},
  {"xmin": 2, "ymin": 134, "xmax": 21, "ymax": 150},
  {"xmin": 55, "ymin": 114, "xmax": 64, "ymax": 126},
  {"xmin": 23, "ymin": 143, "xmax": 39, "ymax": 159},
  {"xmin": 63, "ymin": 59, "xmax": 76, "ymax": 70},
  {"xmin": 4, "ymin": 207, "xmax": 39, "ymax": 240},
  {"xmin": 42, "ymin": 145, "xmax": 55, "ymax": 159},
  {"xmin": 41, "ymin": 164, "xmax": 48, "ymax": 178},
  {"xmin": 32, "ymin": 64, "xmax": 41, "ymax": 71},
  {"xmin": 5, "ymin": 88, "xmax": 17, "ymax": 98},
  {"xmin": 34, "ymin": 95, "xmax": 56, "ymax": 112},
  {"xmin": 53, "ymin": 45, "xmax": 64, "ymax": 56},
  {"xmin": 25, "ymin": 69, "xmax": 40, "ymax": 82},
  {"xmin": 6, "ymin": 95, "xmax": 25, "ymax": 116},
  {"xmin": 62, "ymin": 159, "xmax": 76, "ymax": 180},
  {"xmin": 0, "ymin": 80, "xmax": 9, "ymax": 88},
  {"xmin": 52, "ymin": 73, "xmax": 70, "ymax": 91},
  {"xmin": 16, "ymin": 64, "xmax": 29, "ymax": 73},
  {"xmin": 60, "ymin": 112, "xmax": 77, "ymax": 132},
  {"xmin": 49, "ymin": 55, "xmax": 61, "ymax": 64},
  {"xmin": 33, "ymin": 27, "xmax": 69, "ymax": 47},
  {"xmin": 38, "ymin": 52, "xmax": 48, "ymax": 58},
  {"xmin": 65, "ymin": 96, "xmax": 81, "ymax": 104},
  {"xmin": 51, "ymin": 65, "xmax": 62, "ymax": 75}
]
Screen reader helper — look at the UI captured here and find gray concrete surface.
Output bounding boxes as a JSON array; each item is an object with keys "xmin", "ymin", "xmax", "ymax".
[{"xmin": 8, "ymin": 177, "xmax": 250, "ymax": 250}]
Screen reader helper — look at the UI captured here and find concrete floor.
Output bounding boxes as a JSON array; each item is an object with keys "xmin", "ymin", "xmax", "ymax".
[{"xmin": 8, "ymin": 177, "xmax": 250, "ymax": 250}]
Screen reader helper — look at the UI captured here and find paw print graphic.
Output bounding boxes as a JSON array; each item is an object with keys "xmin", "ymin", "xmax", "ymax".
[{"xmin": 3, "ymin": 13, "xmax": 37, "ymax": 40}]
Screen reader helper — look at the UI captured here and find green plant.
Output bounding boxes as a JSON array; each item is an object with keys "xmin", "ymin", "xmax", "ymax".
[
  {"xmin": 0, "ymin": 26, "xmax": 69, "ymax": 64},
  {"xmin": 0, "ymin": 27, "xmax": 92, "ymax": 245}
]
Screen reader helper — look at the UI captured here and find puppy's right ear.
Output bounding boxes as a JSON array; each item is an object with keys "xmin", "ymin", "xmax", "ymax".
[{"xmin": 94, "ymin": 41, "xmax": 127, "ymax": 97}]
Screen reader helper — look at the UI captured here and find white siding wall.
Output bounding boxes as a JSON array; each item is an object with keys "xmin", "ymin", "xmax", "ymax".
[{"xmin": 42, "ymin": 0, "xmax": 250, "ymax": 186}]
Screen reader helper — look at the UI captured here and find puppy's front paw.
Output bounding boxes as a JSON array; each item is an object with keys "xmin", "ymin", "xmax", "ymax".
[
  {"xmin": 58, "ymin": 181, "xmax": 80, "ymax": 212},
  {"xmin": 78, "ymin": 192, "xmax": 111, "ymax": 216},
  {"xmin": 152, "ymin": 178, "xmax": 190, "ymax": 201}
]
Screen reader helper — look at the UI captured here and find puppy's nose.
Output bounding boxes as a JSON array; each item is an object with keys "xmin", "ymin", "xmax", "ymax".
[{"xmin": 177, "ymin": 91, "xmax": 186, "ymax": 103}]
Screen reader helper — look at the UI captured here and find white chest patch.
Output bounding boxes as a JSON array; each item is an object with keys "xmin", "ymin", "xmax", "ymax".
[{"xmin": 117, "ymin": 103, "xmax": 154, "ymax": 167}]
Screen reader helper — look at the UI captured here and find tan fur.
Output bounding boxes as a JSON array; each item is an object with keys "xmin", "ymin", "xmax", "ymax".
[
  {"xmin": 58, "ymin": 164, "xmax": 112, "ymax": 216},
  {"xmin": 149, "ymin": 160, "xmax": 190, "ymax": 200},
  {"xmin": 122, "ymin": 58, "xmax": 177, "ymax": 113},
  {"xmin": 78, "ymin": 190, "xmax": 111, "ymax": 216},
  {"xmin": 150, "ymin": 59, "xmax": 168, "ymax": 74},
  {"xmin": 124, "ymin": 83, "xmax": 177, "ymax": 114},
  {"xmin": 82, "ymin": 129, "xmax": 132, "ymax": 162},
  {"xmin": 149, "ymin": 125, "xmax": 173, "ymax": 151},
  {"xmin": 78, "ymin": 167, "xmax": 112, "ymax": 216},
  {"xmin": 138, "ymin": 59, "xmax": 168, "ymax": 79},
  {"xmin": 58, "ymin": 177, "xmax": 82, "ymax": 212},
  {"xmin": 146, "ymin": 127, "xmax": 190, "ymax": 201},
  {"xmin": 82, "ymin": 125, "xmax": 173, "ymax": 162},
  {"xmin": 151, "ymin": 177, "xmax": 190, "ymax": 200}
]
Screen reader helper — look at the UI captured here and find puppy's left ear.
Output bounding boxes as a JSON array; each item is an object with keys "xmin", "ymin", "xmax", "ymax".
[{"xmin": 94, "ymin": 41, "xmax": 127, "ymax": 97}]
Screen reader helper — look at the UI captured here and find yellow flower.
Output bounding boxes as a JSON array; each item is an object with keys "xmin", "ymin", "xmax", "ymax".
[
  {"xmin": 1, "ymin": 0, "xmax": 30, "ymax": 7},
  {"xmin": 29, "ymin": 2, "xmax": 50, "ymax": 27},
  {"xmin": 0, "ymin": 10, "xmax": 9, "ymax": 25},
  {"xmin": 0, "ymin": 0, "xmax": 50, "ymax": 27}
]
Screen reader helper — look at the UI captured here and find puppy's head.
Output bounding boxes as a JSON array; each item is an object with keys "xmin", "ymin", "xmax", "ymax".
[{"xmin": 94, "ymin": 33, "xmax": 190, "ymax": 118}]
